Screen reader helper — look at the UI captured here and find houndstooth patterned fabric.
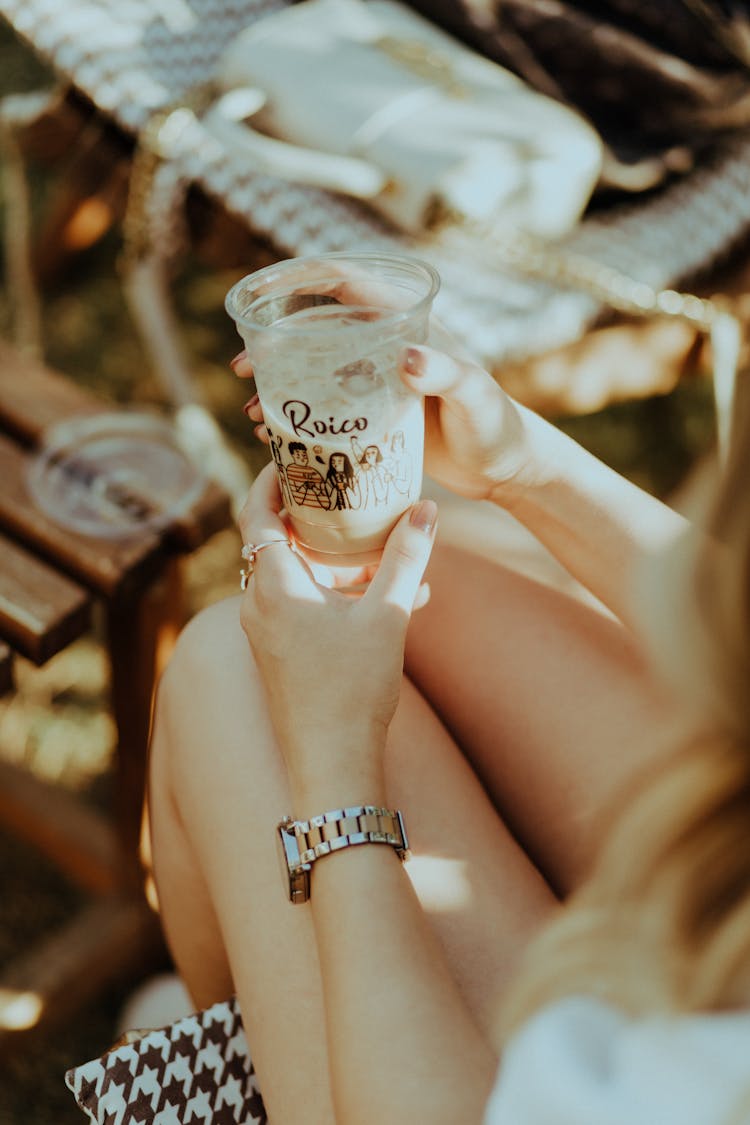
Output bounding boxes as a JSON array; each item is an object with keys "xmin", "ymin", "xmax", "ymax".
[
  {"xmin": 65, "ymin": 995, "xmax": 267, "ymax": 1124},
  {"xmin": 2, "ymin": 0, "xmax": 750, "ymax": 367}
]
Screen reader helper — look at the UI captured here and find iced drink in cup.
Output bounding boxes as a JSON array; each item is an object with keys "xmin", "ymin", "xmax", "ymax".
[{"xmin": 225, "ymin": 253, "xmax": 440, "ymax": 564}]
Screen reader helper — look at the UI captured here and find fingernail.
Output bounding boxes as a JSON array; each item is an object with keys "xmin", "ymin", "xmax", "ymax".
[
  {"xmin": 230, "ymin": 349, "xmax": 247, "ymax": 370},
  {"xmin": 402, "ymin": 346, "xmax": 424, "ymax": 375},
  {"xmin": 409, "ymin": 499, "xmax": 437, "ymax": 535},
  {"xmin": 243, "ymin": 394, "xmax": 260, "ymax": 416}
]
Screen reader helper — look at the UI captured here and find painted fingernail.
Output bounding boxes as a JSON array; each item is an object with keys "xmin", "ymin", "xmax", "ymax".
[
  {"xmin": 230, "ymin": 349, "xmax": 247, "ymax": 370},
  {"xmin": 402, "ymin": 347, "xmax": 424, "ymax": 375},
  {"xmin": 243, "ymin": 394, "xmax": 260, "ymax": 416},
  {"xmin": 409, "ymin": 499, "xmax": 437, "ymax": 535}
]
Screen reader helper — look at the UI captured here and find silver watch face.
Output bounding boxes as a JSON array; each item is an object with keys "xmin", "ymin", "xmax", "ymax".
[{"xmin": 277, "ymin": 818, "xmax": 310, "ymax": 904}]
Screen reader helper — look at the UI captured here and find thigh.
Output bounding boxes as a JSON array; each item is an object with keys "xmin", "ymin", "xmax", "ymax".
[
  {"xmin": 149, "ymin": 596, "xmax": 555, "ymax": 1124},
  {"xmin": 406, "ymin": 540, "xmax": 679, "ymax": 892}
]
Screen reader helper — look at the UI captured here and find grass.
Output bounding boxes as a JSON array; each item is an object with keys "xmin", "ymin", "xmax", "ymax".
[{"xmin": 0, "ymin": 16, "xmax": 720, "ymax": 1124}]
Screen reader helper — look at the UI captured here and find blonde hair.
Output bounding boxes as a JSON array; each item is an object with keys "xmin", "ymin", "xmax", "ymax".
[{"xmin": 501, "ymin": 368, "xmax": 750, "ymax": 1034}]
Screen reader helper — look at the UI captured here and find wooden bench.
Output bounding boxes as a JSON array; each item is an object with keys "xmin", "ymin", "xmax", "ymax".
[{"xmin": 0, "ymin": 341, "xmax": 232, "ymax": 1046}]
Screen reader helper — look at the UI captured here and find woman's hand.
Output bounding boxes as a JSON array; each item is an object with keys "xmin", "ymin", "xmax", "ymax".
[
  {"xmin": 398, "ymin": 344, "xmax": 534, "ymax": 502},
  {"xmin": 237, "ymin": 462, "xmax": 437, "ymax": 797}
]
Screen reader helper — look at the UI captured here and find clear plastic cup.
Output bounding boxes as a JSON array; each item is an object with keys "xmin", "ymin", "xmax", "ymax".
[{"xmin": 226, "ymin": 252, "xmax": 440, "ymax": 564}]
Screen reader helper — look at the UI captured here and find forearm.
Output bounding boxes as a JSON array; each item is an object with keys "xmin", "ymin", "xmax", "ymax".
[
  {"xmin": 292, "ymin": 766, "xmax": 497, "ymax": 1125},
  {"xmin": 496, "ymin": 404, "xmax": 690, "ymax": 628},
  {"xmin": 240, "ymin": 464, "xmax": 480, "ymax": 1118}
]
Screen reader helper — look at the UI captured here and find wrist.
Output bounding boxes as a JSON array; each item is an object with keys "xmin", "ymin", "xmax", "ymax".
[
  {"xmin": 291, "ymin": 776, "xmax": 388, "ymax": 825},
  {"xmin": 276, "ymin": 800, "xmax": 409, "ymax": 904},
  {"xmin": 285, "ymin": 724, "xmax": 389, "ymax": 819},
  {"xmin": 487, "ymin": 403, "xmax": 560, "ymax": 513}
]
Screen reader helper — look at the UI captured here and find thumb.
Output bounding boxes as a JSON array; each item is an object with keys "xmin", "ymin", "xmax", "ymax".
[{"xmin": 365, "ymin": 500, "xmax": 438, "ymax": 614}]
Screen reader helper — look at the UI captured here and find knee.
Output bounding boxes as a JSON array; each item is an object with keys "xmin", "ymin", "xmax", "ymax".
[
  {"xmin": 149, "ymin": 595, "xmax": 287, "ymax": 839},
  {"xmin": 157, "ymin": 595, "xmax": 246, "ymax": 706},
  {"xmin": 151, "ymin": 596, "xmax": 253, "ymax": 772}
]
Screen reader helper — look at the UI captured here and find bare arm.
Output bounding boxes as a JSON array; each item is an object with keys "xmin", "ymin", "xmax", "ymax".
[
  {"xmin": 495, "ymin": 403, "xmax": 689, "ymax": 630},
  {"xmin": 399, "ymin": 346, "xmax": 689, "ymax": 631},
  {"xmin": 296, "ymin": 760, "xmax": 497, "ymax": 1125},
  {"xmin": 238, "ymin": 466, "xmax": 498, "ymax": 1124}
]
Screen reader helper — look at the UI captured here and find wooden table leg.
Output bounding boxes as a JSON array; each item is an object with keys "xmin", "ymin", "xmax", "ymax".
[
  {"xmin": 0, "ymin": 641, "xmax": 12, "ymax": 697},
  {"xmin": 105, "ymin": 559, "xmax": 185, "ymax": 892}
]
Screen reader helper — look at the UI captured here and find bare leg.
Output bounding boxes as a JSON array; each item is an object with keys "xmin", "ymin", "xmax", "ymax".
[
  {"xmin": 148, "ymin": 596, "xmax": 556, "ymax": 1124},
  {"xmin": 148, "ymin": 525, "xmax": 676, "ymax": 1120},
  {"xmin": 406, "ymin": 541, "xmax": 679, "ymax": 891}
]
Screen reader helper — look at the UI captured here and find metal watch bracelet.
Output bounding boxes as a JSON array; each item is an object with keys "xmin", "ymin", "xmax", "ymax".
[{"xmin": 277, "ymin": 805, "xmax": 410, "ymax": 904}]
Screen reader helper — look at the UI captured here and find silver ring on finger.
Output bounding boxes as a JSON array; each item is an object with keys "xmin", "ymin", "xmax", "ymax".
[{"xmin": 240, "ymin": 538, "xmax": 293, "ymax": 589}]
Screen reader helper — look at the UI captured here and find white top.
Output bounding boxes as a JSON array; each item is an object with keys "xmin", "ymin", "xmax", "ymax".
[{"xmin": 485, "ymin": 996, "xmax": 750, "ymax": 1125}]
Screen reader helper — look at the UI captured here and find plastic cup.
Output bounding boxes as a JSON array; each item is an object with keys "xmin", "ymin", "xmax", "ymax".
[{"xmin": 226, "ymin": 252, "xmax": 440, "ymax": 564}]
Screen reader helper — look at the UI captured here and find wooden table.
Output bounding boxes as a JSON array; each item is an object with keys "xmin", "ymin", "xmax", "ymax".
[{"xmin": 0, "ymin": 340, "xmax": 232, "ymax": 1047}]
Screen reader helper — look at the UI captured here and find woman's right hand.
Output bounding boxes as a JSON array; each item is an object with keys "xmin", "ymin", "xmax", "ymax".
[{"xmin": 397, "ymin": 345, "xmax": 536, "ymax": 504}]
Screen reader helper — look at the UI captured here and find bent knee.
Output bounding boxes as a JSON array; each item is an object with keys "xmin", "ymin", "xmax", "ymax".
[
  {"xmin": 157, "ymin": 596, "xmax": 247, "ymax": 710},
  {"xmin": 152, "ymin": 596, "xmax": 254, "ymax": 768},
  {"xmin": 150, "ymin": 595, "xmax": 281, "ymax": 790}
]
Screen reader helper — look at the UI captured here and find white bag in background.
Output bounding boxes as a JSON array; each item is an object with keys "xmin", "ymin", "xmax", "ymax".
[{"xmin": 209, "ymin": 0, "xmax": 602, "ymax": 239}]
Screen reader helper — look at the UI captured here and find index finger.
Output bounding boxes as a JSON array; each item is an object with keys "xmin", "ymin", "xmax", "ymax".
[
  {"xmin": 237, "ymin": 460, "xmax": 286, "ymax": 542},
  {"xmin": 238, "ymin": 463, "xmax": 319, "ymax": 597}
]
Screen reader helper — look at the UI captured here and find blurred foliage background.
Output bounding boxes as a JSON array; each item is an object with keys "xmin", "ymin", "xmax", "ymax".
[{"xmin": 0, "ymin": 13, "xmax": 721, "ymax": 1125}]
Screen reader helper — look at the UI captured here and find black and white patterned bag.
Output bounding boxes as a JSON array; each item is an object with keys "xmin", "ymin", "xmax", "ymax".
[{"xmin": 65, "ymin": 995, "xmax": 268, "ymax": 1125}]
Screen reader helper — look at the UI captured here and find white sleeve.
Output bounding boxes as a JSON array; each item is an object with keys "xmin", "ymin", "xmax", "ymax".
[{"xmin": 484, "ymin": 996, "xmax": 750, "ymax": 1125}]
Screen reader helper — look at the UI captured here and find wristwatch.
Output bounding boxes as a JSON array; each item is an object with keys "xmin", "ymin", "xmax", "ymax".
[{"xmin": 277, "ymin": 805, "xmax": 410, "ymax": 904}]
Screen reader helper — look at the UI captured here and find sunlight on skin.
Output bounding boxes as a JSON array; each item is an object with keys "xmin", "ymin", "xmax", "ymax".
[
  {"xmin": 0, "ymin": 988, "xmax": 44, "ymax": 1030},
  {"xmin": 405, "ymin": 855, "xmax": 473, "ymax": 913},
  {"xmin": 276, "ymin": 537, "xmax": 432, "ymax": 606}
]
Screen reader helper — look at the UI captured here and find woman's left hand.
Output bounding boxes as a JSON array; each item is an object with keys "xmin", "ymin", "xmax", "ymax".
[{"xmin": 238, "ymin": 463, "xmax": 437, "ymax": 795}]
